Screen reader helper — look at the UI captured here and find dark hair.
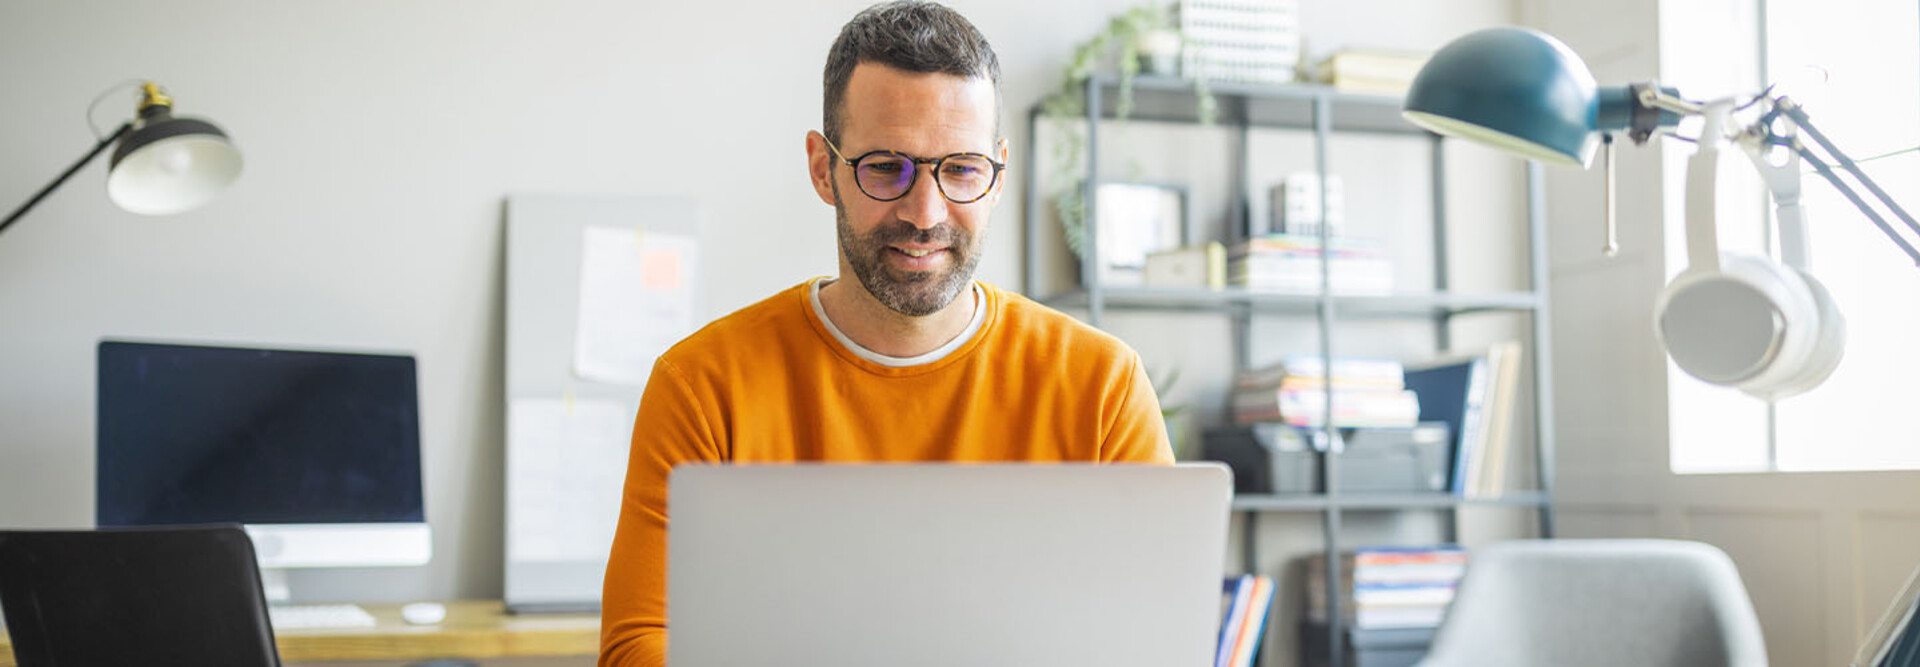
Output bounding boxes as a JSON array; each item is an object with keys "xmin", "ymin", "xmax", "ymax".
[{"xmin": 822, "ymin": 0, "xmax": 1002, "ymax": 144}]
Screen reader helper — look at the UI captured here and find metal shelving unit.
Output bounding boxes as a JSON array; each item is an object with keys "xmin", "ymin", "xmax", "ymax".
[
  {"xmin": 1021, "ymin": 73, "xmax": 1558, "ymax": 667},
  {"xmin": 1040, "ymin": 287, "xmax": 1542, "ymax": 318},
  {"xmin": 1230, "ymin": 492, "xmax": 1552, "ymax": 512}
]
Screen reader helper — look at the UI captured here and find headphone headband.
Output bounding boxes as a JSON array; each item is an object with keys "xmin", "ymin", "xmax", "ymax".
[
  {"xmin": 1682, "ymin": 101, "xmax": 1738, "ymax": 273},
  {"xmin": 1740, "ymin": 128, "xmax": 1813, "ymax": 271}
]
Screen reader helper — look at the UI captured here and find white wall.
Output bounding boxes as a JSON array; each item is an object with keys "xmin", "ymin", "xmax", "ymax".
[{"xmin": 0, "ymin": 0, "xmax": 1515, "ymax": 623}]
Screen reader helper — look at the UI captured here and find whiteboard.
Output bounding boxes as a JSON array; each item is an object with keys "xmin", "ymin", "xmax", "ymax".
[{"xmin": 503, "ymin": 195, "xmax": 699, "ymax": 613}]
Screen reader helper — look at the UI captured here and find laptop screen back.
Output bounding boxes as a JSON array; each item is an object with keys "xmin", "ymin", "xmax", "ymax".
[{"xmin": 666, "ymin": 463, "xmax": 1232, "ymax": 667}]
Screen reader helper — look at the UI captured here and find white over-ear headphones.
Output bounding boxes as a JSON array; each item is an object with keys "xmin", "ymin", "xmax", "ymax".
[{"xmin": 1653, "ymin": 100, "xmax": 1845, "ymax": 401}]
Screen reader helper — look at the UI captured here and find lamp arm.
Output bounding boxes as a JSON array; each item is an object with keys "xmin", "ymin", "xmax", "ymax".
[
  {"xmin": 0, "ymin": 121, "xmax": 134, "ymax": 237},
  {"xmin": 1638, "ymin": 85, "xmax": 1705, "ymax": 116},
  {"xmin": 1771, "ymin": 100, "xmax": 1920, "ymax": 267}
]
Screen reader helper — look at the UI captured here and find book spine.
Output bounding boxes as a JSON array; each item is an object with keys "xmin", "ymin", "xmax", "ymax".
[
  {"xmin": 1228, "ymin": 575, "xmax": 1273, "ymax": 667},
  {"xmin": 1215, "ymin": 575, "xmax": 1254, "ymax": 667},
  {"xmin": 1449, "ymin": 356, "xmax": 1489, "ymax": 496}
]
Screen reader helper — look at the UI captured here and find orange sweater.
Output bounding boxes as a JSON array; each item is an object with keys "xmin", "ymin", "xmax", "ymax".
[{"xmin": 597, "ymin": 279, "xmax": 1172, "ymax": 667}]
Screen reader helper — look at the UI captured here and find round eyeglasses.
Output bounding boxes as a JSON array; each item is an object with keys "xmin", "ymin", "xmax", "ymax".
[{"xmin": 823, "ymin": 136, "xmax": 1007, "ymax": 204}]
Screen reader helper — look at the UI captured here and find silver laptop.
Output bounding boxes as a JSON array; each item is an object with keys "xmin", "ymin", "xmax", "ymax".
[{"xmin": 667, "ymin": 463, "xmax": 1233, "ymax": 667}]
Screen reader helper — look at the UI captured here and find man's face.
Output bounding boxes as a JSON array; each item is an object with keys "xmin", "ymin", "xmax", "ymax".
[{"xmin": 810, "ymin": 63, "xmax": 1005, "ymax": 317}]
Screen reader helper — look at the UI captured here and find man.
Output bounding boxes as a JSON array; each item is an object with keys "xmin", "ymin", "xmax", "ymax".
[{"xmin": 598, "ymin": 2, "xmax": 1172, "ymax": 665}]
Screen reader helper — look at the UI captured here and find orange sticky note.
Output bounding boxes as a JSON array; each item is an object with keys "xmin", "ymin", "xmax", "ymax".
[{"xmin": 641, "ymin": 249, "xmax": 683, "ymax": 290}]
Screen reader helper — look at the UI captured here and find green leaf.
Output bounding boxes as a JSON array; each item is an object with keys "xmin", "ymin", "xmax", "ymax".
[{"xmin": 1040, "ymin": 4, "xmax": 1215, "ymax": 262}]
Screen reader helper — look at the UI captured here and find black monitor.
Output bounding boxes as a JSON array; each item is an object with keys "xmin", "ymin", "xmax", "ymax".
[{"xmin": 95, "ymin": 340, "xmax": 429, "ymax": 571}]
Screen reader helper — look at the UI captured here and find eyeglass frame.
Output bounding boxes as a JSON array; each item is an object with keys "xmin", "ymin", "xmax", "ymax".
[{"xmin": 821, "ymin": 135, "xmax": 1008, "ymax": 204}]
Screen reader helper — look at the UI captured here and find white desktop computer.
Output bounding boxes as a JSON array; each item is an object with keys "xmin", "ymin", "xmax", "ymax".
[{"xmin": 95, "ymin": 340, "xmax": 431, "ymax": 625}]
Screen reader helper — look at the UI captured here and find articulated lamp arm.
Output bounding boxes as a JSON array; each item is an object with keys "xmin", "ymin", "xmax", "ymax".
[
  {"xmin": 1, "ymin": 81, "xmax": 241, "ymax": 237},
  {"xmin": 1627, "ymin": 86, "xmax": 1920, "ymax": 269},
  {"xmin": 1761, "ymin": 97, "xmax": 1920, "ymax": 267},
  {"xmin": 0, "ymin": 122, "xmax": 134, "ymax": 236}
]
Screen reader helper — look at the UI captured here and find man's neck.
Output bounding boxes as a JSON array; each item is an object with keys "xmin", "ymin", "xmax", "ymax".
[{"xmin": 818, "ymin": 277, "xmax": 977, "ymax": 359}]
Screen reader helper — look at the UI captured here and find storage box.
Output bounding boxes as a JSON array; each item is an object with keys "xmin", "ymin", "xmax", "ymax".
[
  {"xmin": 1143, "ymin": 242, "xmax": 1226, "ymax": 289},
  {"xmin": 1177, "ymin": 0, "xmax": 1301, "ymax": 83},
  {"xmin": 1302, "ymin": 623, "xmax": 1437, "ymax": 667},
  {"xmin": 1200, "ymin": 423, "xmax": 1449, "ymax": 494}
]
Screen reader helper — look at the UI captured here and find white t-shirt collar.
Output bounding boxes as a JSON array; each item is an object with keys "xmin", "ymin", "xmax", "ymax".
[{"xmin": 810, "ymin": 278, "xmax": 986, "ymax": 367}]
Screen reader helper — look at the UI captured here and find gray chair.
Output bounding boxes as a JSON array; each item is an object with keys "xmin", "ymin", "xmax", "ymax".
[{"xmin": 1417, "ymin": 539, "xmax": 1768, "ymax": 667}]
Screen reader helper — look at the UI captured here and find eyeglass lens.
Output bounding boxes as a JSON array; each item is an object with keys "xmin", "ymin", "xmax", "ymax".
[{"xmin": 854, "ymin": 153, "xmax": 996, "ymax": 202}]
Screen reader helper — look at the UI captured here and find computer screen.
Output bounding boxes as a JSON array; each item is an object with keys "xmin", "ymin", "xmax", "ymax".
[{"xmin": 96, "ymin": 341, "xmax": 429, "ymax": 572}]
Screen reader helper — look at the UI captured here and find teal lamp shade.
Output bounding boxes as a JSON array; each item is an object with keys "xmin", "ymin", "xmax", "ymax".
[{"xmin": 1403, "ymin": 27, "xmax": 1606, "ymax": 168}]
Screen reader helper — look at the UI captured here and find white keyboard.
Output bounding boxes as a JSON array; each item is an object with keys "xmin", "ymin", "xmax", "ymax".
[{"xmin": 268, "ymin": 603, "xmax": 379, "ymax": 629}]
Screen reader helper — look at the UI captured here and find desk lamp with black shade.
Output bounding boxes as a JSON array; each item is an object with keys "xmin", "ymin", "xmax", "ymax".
[
  {"xmin": 2, "ymin": 81, "xmax": 241, "ymax": 235},
  {"xmin": 1403, "ymin": 27, "xmax": 1919, "ymax": 401}
]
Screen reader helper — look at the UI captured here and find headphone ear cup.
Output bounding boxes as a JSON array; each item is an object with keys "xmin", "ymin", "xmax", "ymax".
[
  {"xmin": 1655, "ymin": 254, "xmax": 1820, "ymax": 396},
  {"xmin": 1767, "ymin": 267, "xmax": 1846, "ymax": 399}
]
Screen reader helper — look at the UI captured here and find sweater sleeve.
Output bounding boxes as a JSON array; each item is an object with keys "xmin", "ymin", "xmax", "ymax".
[
  {"xmin": 1100, "ymin": 352, "xmax": 1176, "ymax": 464},
  {"xmin": 600, "ymin": 358, "xmax": 722, "ymax": 667}
]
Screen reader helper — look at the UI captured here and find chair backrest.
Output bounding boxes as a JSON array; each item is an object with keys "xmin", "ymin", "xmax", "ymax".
[
  {"xmin": 0, "ymin": 524, "xmax": 281, "ymax": 667},
  {"xmin": 1418, "ymin": 539, "xmax": 1768, "ymax": 667}
]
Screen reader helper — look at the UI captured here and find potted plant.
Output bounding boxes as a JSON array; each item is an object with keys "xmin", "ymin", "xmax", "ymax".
[{"xmin": 1039, "ymin": 5, "xmax": 1217, "ymax": 260}]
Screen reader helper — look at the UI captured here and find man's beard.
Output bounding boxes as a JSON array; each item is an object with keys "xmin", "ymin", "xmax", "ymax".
[{"xmin": 833, "ymin": 179, "xmax": 982, "ymax": 317}]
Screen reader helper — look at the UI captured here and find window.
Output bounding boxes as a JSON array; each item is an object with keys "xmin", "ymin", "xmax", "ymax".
[{"xmin": 1668, "ymin": 0, "xmax": 1920, "ymax": 473}]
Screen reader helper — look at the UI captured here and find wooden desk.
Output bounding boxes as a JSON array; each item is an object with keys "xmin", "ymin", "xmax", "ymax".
[{"xmin": 0, "ymin": 600, "xmax": 599, "ymax": 666}]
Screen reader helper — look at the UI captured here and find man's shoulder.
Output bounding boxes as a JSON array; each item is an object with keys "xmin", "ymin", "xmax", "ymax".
[{"xmin": 983, "ymin": 282, "xmax": 1138, "ymax": 365}]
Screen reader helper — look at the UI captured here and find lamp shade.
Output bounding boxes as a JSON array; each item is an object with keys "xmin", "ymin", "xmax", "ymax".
[
  {"xmin": 106, "ymin": 105, "xmax": 242, "ymax": 215},
  {"xmin": 1403, "ymin": 27, "xmax": 1603, "ymax": 168}
]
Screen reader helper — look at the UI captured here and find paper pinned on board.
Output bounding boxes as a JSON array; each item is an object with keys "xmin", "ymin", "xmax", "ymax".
[
  {"xmin": 506, "ymin": 396, "xmax": 636, "ymax": 564},
  {"xmin": 573, "ymin": 225, "xmax": 698, "ymax": 386}
]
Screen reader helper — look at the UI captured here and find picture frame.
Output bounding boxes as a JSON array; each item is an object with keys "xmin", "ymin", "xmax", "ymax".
[{"xmin": 1093, "ymin": 182, "xmax": 1189, "ymax": 287}]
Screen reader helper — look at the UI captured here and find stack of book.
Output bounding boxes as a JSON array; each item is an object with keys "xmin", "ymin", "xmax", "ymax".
[
  {"xmin": 1177, "ymin": 0, "xmax": 1302, "ymax": 84},
  {"xmin": 1310, "ymin": 49, "xmax": 1432, "ymax": 96},
  {"xmin": 1226, "ymin": 234, "xmax": 1393, "ymax": 295},
  {"xmin": 1401, "ymin": 342, "xmax": 1524, "ymax": 497},
  {"xmin": 1216, "ymin": 574, "xmax": 1276, "ymax": 667},
  {"xmin": 1268, "ymin": 172, "xmax": 1346, "ymax": 237},
  {"xmin": 1231, "ymin": 355, "xmax": 1419, "ymax": 429},
  {"xmin": 1305, "ymin": 545, "xmax": 1469, "ymax": 630}
]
